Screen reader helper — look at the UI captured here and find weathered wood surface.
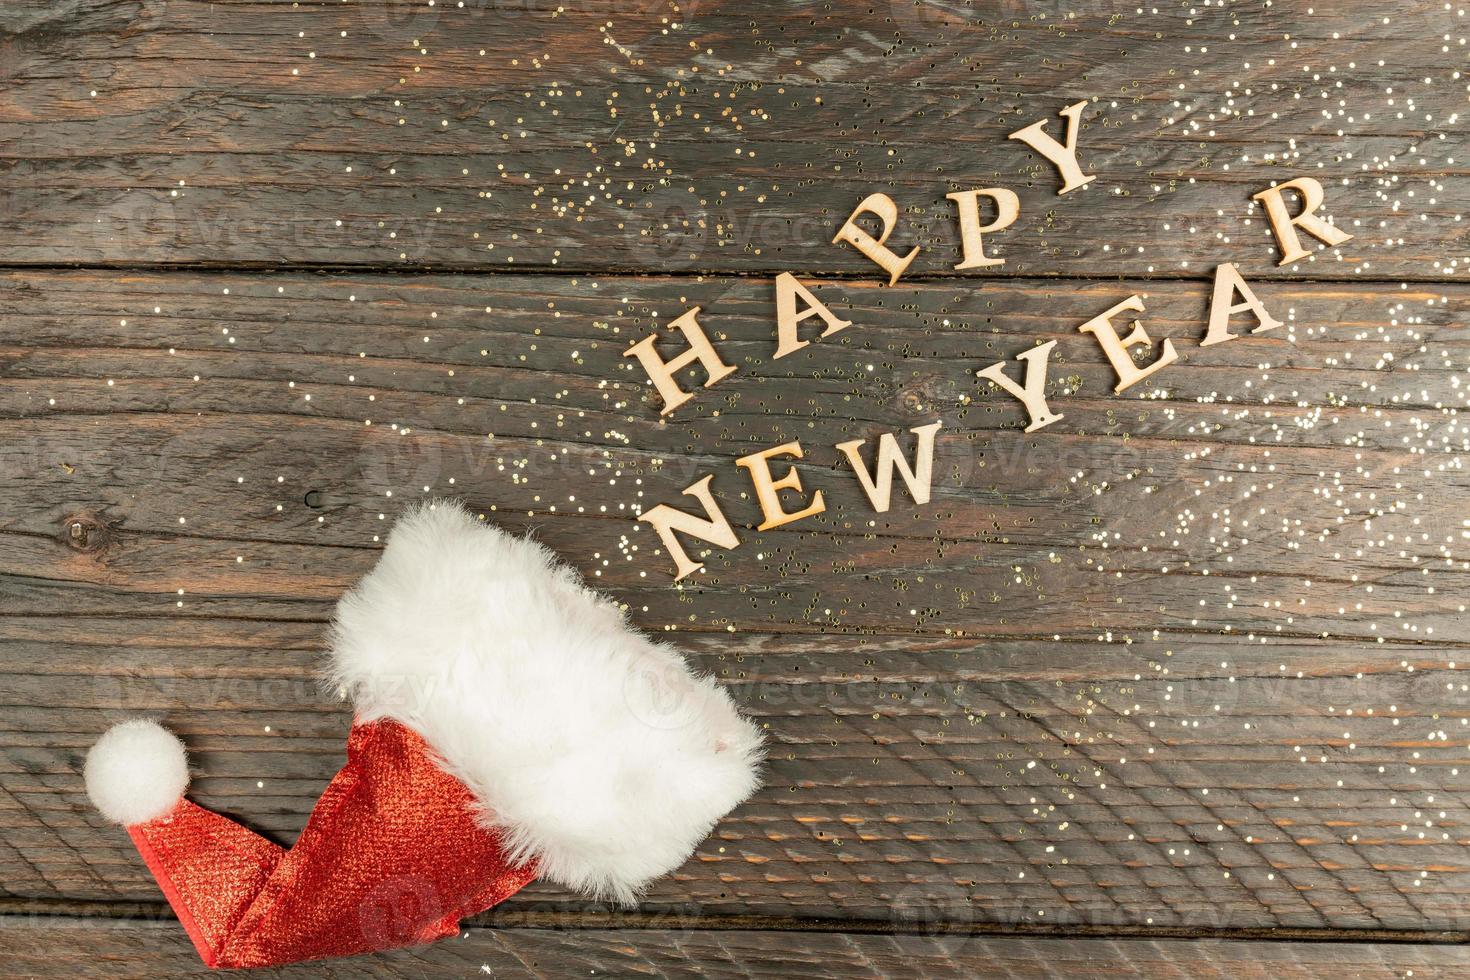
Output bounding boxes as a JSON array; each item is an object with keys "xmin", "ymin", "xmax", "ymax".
[
  {"xmin": 5, "ymin": 0, "xmax": 1470, "ymax": 973},
  {"xmin": 2, "ymin": 269, "xmax": 1466, "ymax": 629},
  {"xmin": 1, "ymin": 0, "xmax": 1465, "ymax": 277},
  {"xmin": 2, "ymin": 918, "xmax": 1468, "ymax": 979},
  {"xmin": 1, "ymin": 269, "xmax": 1467, "ymax": 937}
]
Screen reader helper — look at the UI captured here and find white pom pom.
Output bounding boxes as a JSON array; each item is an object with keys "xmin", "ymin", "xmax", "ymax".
[{"xmin": 85, "ymin": 720, "xmax": 190, "ymax": 826}]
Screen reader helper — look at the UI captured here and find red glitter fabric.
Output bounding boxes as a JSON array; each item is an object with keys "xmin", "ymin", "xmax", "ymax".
[{"xmin": 129, "ymin": 719, "xmax": 537, "ymax": 969}]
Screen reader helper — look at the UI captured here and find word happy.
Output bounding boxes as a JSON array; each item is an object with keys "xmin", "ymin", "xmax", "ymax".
[{"xmin": 626, "ymin": 101, "xmax": 1355, "ymax": 580}]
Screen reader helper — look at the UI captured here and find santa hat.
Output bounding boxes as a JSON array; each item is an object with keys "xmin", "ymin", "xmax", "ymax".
[{"xmin": 83, "ymin": 501, "xmax": 763, "ymax": 969}]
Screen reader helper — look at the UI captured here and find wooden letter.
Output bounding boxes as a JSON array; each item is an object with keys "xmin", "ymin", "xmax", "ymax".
[
  {"xmin": 736, "ymin": 441, "xmax": 826, "ymax": 531},
  {"xmin": 947, "ymin": 188, "xmax": 1020, "ymax": 270},
  {"xmin": 1008, "ymin": 100, "xmax": 1095, "ymax": 195},
  {"xmin": 1252, "ymin": 176, "xmax": 1353, "ymax": 266},
  {"xmin": 1077, "ymin": 295, "xmax": 1178, "ymax": 393},
  {"xmin": 1199, "ymin": 262, "xmax": 1283, "ymax": 348},
  {"xmin": 836, "ymin": 421, "xmax": 942, "ymax": 513},
  {"xmin": 623, "ymin": 307, "xmax": 737, "ymax": 416},
  {"xmin": 773, "ymin": 272, "xmax": 853, "ymax": 359},
  {"xmin": 832, "ymin": 192, "xmax": 919, "ymax": 286},
  {"xmin": 976, "ymin": 340, "xmax": 1065, "ymax": 432},
  {"xmin": 638, "ymin": 474, "xmax": 740, "ymax": 580}
]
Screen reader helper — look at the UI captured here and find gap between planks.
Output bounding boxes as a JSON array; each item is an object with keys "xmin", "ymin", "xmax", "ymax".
[
  {"xmin": 4, "ymin": 898, "xmax": 1470, "ymax": 946},
  {"xmin": 0, "ymin": 263, "xmax": 1461, "ymax": 288}
]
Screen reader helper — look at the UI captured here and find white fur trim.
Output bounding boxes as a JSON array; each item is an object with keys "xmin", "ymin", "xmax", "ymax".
[
  {"xmin": 85, "ymin": 720, "xmax": 189, "ymax": 826},
  {"xmin": 327, "ymin": 500, "xmax": 763, "ymax": 903}
]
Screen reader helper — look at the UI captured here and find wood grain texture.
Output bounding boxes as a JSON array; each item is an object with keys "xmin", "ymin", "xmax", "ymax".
[
  {"xmin": 1, "ymin": 0, "xmax": 1464, "ymax": 277},
  {"xmin": 1, "ymin": 269, "xmax": 1467, "ymax": 935},
  {"xmin": 4, "ymin": 918, "xmax": 1470, "ymax": 979},
  {"xmin": 5, "ymin": 0, "xmax": 1470, "ymax": 969}
]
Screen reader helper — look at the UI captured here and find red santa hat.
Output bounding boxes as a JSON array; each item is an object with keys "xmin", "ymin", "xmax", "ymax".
[{"xmin": 83, "ymin": 501, "xmax": 763, "ymax": 969}]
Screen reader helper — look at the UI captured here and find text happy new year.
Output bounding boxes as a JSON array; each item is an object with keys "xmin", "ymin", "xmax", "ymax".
[{"xmin": 624, "ymin": 101, "xmax": 1354, "ymax": 580}]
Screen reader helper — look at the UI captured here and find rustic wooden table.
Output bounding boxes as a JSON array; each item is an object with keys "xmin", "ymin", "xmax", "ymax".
[{"xmin": 2, "ymin": 0, "xmax": 1468, "ymax": 976}]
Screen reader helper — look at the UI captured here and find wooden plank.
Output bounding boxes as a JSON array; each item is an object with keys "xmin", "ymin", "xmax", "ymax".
[
  {"xmin": 3, "ymin": 917, "xmax": 1469, "ymax": 979},
  {"xmin": 0, "ymin": 269, "xmax": 1467, "ymax": 932},
  {"xmin": 2, "ymin": 0, "xmax": 1464, "ymax": 276},
  {"xmin": 7, "ymin": 0, "xmax": 1468, "ymax": 965},
  {"xmin": 10, "ymin": 624, "xmax": 1470, "ymax": 930},
  {"xmin": 1, "ymin": 269, "xmax": 1465, "ymax": 636}
]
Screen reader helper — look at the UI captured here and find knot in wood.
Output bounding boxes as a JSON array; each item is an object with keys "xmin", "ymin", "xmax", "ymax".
[
  {"xmin": 59, "ymin": 511, "xmax": 117, "ymax": 554},
  {"xmin": 895, "ymin": 376, "xmax": 944, "ymax": 419}
]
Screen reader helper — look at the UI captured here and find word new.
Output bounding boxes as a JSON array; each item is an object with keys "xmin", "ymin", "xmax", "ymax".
[{"xmin": 624, "ymin": 101, "xmax": 1354, "ymax": 580}]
